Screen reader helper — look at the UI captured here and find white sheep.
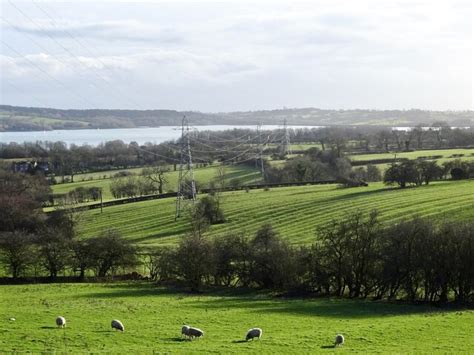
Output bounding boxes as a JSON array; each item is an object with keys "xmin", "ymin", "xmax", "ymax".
[
  {"xmin": 246, "ymin": 328, "xmax": 262, "ymax": 341},
  {"xmin": 56, "ymin": 316, "xmax": 66, "ymax": 328},
  {"xmin": 187, "ymin": 326, "xmax": 204, "ymax": 340},
  {"xmin": 111, "ymin": 319, "xmax": 125, "ymax": 332},
  {"xmin": 181, "ymin": 325, "xmax": 190, "ymax": 338},
  {"xmin": 335, "ymin": 334, "xmax": 344, "ymax": 347}
]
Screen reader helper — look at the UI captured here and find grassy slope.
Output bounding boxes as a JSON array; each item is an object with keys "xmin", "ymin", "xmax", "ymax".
[
  {"xmin": 0, "ymin": 283, "xmax": 472, "ymax": 353},
  {"xmin": 0, "ymin": 112, "xmax": 89, "ymax": 128},
  {"xmin": 53, "ymin": 165, "xmax": 261, "ymax": 200},
  {"xmin": 77, "ymin": 180, "xmax": 474, "ymax": 247}
]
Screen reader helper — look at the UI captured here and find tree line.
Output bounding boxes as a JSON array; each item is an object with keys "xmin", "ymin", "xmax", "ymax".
[
  {"xmin": 147, "ymin": 211, "xmax": 473, "ymax": 304},
  {"xmin": 1, "ymin": 168, "xmax": 472, "ymax": 304},
  {"xmin": 0, "ymin": 170, "xmax": 135, "ymax": 279},
  {"xmin": 2, "ymin": 125, "xmax": 473, "ymax": 180},
  {"xmin": 384, "ymin": 159, "xmax": 474, "ymax": 188}
]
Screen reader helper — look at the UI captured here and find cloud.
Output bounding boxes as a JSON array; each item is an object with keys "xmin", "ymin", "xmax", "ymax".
[
  {"xmin": 1, "ymin": 49, "xmax": 262, "ymax": 85},
  {"xmin": 9, "ymin": 19, "xmax": 185, "ymax": 44},
  {"xmin": 1, "ymin": 0, "xmax": 471, "ymax": 110}
]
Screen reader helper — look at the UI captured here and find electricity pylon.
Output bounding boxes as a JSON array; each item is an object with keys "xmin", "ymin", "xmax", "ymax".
[{"xmin": 175, "ymin": 116, "xmax": 196, "ymax": 219}]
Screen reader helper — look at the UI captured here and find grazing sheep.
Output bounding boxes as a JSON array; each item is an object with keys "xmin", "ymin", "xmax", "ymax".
[
  {"xmin": 187, "ymin": 327, "xmax": 204, "ymax": 340},
  {"xmin": 181, "ymin": 325, "xmax": 190, "ymax": 338},
  {"xmin": 246, "ymin": 328, "xmax": 262, "ymax": 341},
  {"xmin": 56, "ymin": 316, "xmax": 66, "ymax": 328},
  {"xmin": 335, "ymin": 334, "xmax": 344, "ymax": 347},
  {"xmin": 111, "ymin": 319, "xmax": 125, "ymax": 332}
]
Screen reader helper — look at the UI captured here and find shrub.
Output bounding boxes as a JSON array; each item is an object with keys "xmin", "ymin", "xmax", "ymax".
[
  {"xmin": 87, "ymin": 229, "xmax": 138, "ymax": 277},
  {"xmin": 451, "ymin": 167, "xmax": 467, "ymax": 180},
  {"xmin": 193, "ymin": 195, "xmax": 226, "ymax": 225}
]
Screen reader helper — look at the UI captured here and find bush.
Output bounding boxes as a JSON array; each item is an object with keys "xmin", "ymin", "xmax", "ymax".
[
  {"xmin": 451, "ymin": 167, "xmax": 467, "ymax": 180},
  {"xmin": 87, "ymin": 230, "xmax": 138, "ymax": 277},
  {"xmin": 113, "ymin": 171, "xmax": 134, "ymax": 178},
  {"xmin": 193, "ymin": 195, "xmax": 226, "ymax": 225},
  {"xmin": 248, "ymin": 224, "xmax": 299, "ymax": 290},
  {"xmin": 175, "ymin": 234, "xmax": 214, "ymax": 291}
]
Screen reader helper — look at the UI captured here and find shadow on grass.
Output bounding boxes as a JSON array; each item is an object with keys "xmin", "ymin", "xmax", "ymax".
[
  {"xmin": 188, "ymin": 294, "xmax": 469, "ymax": 319},
  {"xmin": 76, "ymin": 282, "xmax": 465, "ymax": 319},
  {"xmin": 323, "ymin": 186, "xmax": 400, "ymax": 202},
  {"xmin": 168, "ymin": 337, "xmax": 188, "ymax": 342},
  {"xmin": 40, "ymin": 326, "xmax": 58, "ymax": 329},
  {"xmin": 320, "ymin": 345, "xmax": 336, "ymax": 349},
  {"xmin": 78, "ymin": 282, "xmax": 263, "ymax": 299},
  {"xmin": 232, "ymin": 340, "xmax": 248, "ymax": 344}
]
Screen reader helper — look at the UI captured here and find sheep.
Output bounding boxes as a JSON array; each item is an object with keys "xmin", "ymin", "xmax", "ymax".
[
  {"xmin": 56, "ymin": 316, "xmax": 66, "ymax": 328},
  {"xmin": 111, "ymin": 319, "xmax": 125, "ymax": 332},
  {"xmin": 334, "ymin": 334, "xmax": 344, "ymax": 347},
  {"xmin": 181, "ymin": 325, "xmax": 190, "ymax": 339},
  {"xmin": 246, "ymin": 328, "xmax": 262, "ymax": 341},
  {"xmin": 187, "ymin": 327, "xmax": 204, "ymax": 340}
]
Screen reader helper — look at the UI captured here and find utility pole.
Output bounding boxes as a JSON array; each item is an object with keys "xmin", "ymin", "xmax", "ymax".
[
  {"xmin": 100, "ymin": 189, "xmax": 103, "ymax": 214},
  {"xmin": 175, "ymin": 116, "xmax": 196, "ymax": 219}
]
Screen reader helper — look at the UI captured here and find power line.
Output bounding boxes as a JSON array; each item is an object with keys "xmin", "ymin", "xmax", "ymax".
[
  {"xmin": 1, "ymin": 17, "xmax": 104, "ymax": 107},
  {"xmin": 31, "ymin": 0, "xmax": 142, "ymax": 108},
  {"xmin": 8, "ymin": 0, "xmax": 138, "ymax": 108},
  {"xmin": 1, "ymin": 78, "xmax": 47, "ymax": 108},
  {"xmin": 1, "ymin": 40, "xmax": 96, "ymax": 107}
]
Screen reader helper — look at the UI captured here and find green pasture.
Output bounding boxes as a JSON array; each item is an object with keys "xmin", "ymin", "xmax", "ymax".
[
  {"xmin": 52, "ymin": 165, "xmax": 261, "ymax": 200},
  {"xmin": 71, "ymin": 167, "xmax": 147, "ymax": 181},
  {"xmin": 267, "ymin": 143, "xmax": 322, "ymax": 151},
  {"xmin": 0, "ymin": 283, "xmax": 472, "ymax": 353},
  {"xmin": 349, "ymin": 148, "xmax": 474, "ymax": 175},
  {"xmin": 349, "ymin": 148, "xmax": 474, "ymax": 162},
  {"xmin": 77, "ymin": 180, "xmax": 474, "ymax": 247},
  {"xmin": 0, "ymin": 114, "xmax": 89, "ymax": 128}
]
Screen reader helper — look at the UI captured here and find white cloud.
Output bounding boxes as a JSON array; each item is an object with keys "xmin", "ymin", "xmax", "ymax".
[
  {"xmin": 9, "ymin": 19, "xmax": 185, "ymax": 44},
  {"xmin": 0, "ymin": 0, "xmax": 471, "ymax": 110}
]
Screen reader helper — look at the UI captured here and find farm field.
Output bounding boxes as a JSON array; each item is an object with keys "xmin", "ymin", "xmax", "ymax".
[
  {"xmin": 348, "ymin": 148, "xmax": 474, "ymax": 174},
  {"xmin": 77, "ymin": 180, "xmax": 474, "ymax": 247},
  {"xmin": 0, "ymin": 111, "xmax": 90, "ymax": 130},
  {"xmin": 349, "ymin": 148, "xmax": 474, "ymax": 162},
  {"xmin": 52, "ymin": 165, "xmax": 261, "ymax": 200},
  {"xmin": 0, "ymin": 283, "xmax": 472, "ymax": 353}
]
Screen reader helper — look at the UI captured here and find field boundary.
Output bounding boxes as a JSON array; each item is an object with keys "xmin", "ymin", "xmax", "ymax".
[{"xmin": 47, "ymin": 180, "xmax": 338, "ymax": 213}]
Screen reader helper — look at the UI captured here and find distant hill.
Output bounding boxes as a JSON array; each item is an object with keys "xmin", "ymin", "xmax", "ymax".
[{"xmin": 0, "ymin": 105, "xmax": 472, "ymax": 131}]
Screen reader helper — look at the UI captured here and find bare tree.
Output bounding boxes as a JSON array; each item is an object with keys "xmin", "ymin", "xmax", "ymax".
[{"xmin": 143, "ymin": 165, "xmax": 169, "ymax": 194}]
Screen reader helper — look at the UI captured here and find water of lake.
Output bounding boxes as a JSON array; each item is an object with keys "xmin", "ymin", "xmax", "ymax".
[{"xmin": 0, "ymin": 125, "xmax": 321, "ymax": 145}]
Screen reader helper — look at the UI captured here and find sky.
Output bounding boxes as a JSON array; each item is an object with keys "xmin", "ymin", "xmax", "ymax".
[{"xmin": 0, "ymin": 0, "xmax": 472, "ymax": 111}]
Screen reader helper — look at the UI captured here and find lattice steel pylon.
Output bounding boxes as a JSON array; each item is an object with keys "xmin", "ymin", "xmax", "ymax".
[
  {"xmin": 256, "ymin": 124, "xmax": 265, "ymax": 178},
  {"xmin": 175, "ymin": 116, "xmax": 196, "ymax": 219},
  {"xmin": 282, "ymin": 118, "xmax": 292, "ymax": 156}
]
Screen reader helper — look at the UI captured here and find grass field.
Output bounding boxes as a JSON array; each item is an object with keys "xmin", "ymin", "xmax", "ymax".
[
  {"xmin": 350, "ymin": 148, "xmax": 474, "ymax": 162},
  {"xmin": 77, "ymin": 180, "xmax": 474, "ymax": 247},
  {"xmin": 0, "ymin": 112, "xmax": 89, "ymax": 129},
  {"xmin": 0, "ymin": 283, "xmax": 472, "ymax": 353},
  {"xmin": 53, "ymin": 165, "xmax": 261, "ymax": 200},
  {"xmin": 348, "ymin": 148, "xmax": 474, "ymax": 175}
]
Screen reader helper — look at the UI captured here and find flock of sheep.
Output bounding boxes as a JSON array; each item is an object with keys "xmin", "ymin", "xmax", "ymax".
[{"xmin": 54, "ymin": 316, "xmax": 344, "ymax": 347}]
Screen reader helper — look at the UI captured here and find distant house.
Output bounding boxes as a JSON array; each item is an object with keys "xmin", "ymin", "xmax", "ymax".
[{"xmin": 12, "ymin": 161, "xmax": 50, "ymax": 175}]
